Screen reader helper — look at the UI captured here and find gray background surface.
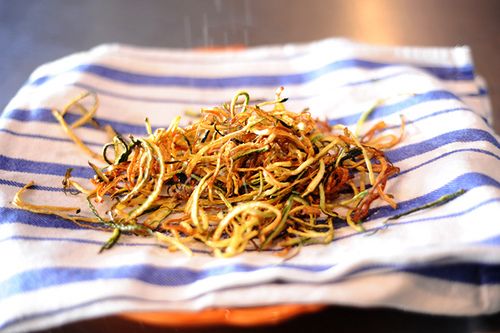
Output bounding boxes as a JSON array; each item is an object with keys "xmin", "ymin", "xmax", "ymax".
[{"xmin": 1, "ymin": 1, "xmax": 499, "ymax": 332}]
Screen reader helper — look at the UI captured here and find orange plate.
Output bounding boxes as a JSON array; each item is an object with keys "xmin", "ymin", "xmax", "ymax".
[{"xmin": 120, "ymin": 304, "xmax": 324, "ymax": 327}]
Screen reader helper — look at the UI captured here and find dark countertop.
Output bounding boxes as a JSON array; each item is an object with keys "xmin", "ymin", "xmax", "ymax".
[{"xmin": 2, "ymin": 1, "xmax": 500, "ymax": 332}]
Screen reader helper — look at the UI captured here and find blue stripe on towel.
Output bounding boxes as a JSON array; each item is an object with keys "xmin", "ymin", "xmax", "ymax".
[
  {"xmin": 0, "ymin": 257, "xmax": 496, "ymax": 332},
  {"xmin": 1, "ymin": 172, "xmax": 497, "ymax": 233},
  {"xmin": 1, "ymin": 255, "xmax": 498, "ymax": 304},
  {"xmin": 386, "ymin": 129, "xmax": 500, "ymax": 163},
  {"xmin": 1, "ymin": 127, "xmax": 497, "ymax": 180},
  {"xmin": 0, "ymin": 89, "xmax": 470, "ymax": 138},
  {"xmin": 1, "ymin": 108, "xmax": 148, "ymax": 135},
  {"xmin": 0, "ymin": 128, "xmax": 102, "ymax": 147},
  {"xmin": 27, "ymin": 59, "xmax": 474, "ymax": 88},
  {"xmin": 0, "ymin": 155, "xmax": 93, "ymax": 178},
  {"xmin": 2, "ymin": 197, "xmax": 497, "ymax": 251},
  {"xmin": 367, "ymin": 172, "xmax": 499, "ymax": 221},
  {"xmin": 329, "ymin": 90, "xmax": 463, "ymax": 126}
]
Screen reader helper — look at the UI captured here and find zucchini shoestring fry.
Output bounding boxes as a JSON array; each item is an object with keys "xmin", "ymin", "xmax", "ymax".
[
  {"xmin": 14, "ymin": 89, "xmax": 421, "ymax": 257},
  {"xmin": 364, "ymin": 189, "xmax": 467, "ymax": 237},
  {"xmin": 13, "ymin": 181, "xmax": 104, "ymax": 230},
  {"xmin": 51, "ymin": 91, "xmax": 107, "ymax": 161},
  {"xmin": 52, "ymin": 109, "xmax": 102, "ymax": 161},
  {"xmin": 61, "ymin": 91, "xmax": 99, "ymax": 128},
  {"xmin": 355, "ymin": 93, "xmax": 413, "ymax": 138},
  {"xmin": 54, "ymin": 91, "xmax": 123, "ymax": 163}
]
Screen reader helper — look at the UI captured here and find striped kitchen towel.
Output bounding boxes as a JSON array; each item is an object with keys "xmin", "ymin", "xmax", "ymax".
[{"xmin": 0, "ymin": 38, "xmax": 499, "ymax": 332}]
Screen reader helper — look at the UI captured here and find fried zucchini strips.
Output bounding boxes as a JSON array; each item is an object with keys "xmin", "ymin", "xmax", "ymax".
[
  {"xmin": 15, "ymin": 89, "xmax": 404, "ymax": 257},
  {"xmin": 81, "ymin": 89, "xmax": 400, "ymax": 256}
]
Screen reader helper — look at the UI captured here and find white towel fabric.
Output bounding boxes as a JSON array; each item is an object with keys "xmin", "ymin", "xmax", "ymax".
[{"xmin": 0, "ymin": 38, "xmax": 499, "ymax": 332}]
